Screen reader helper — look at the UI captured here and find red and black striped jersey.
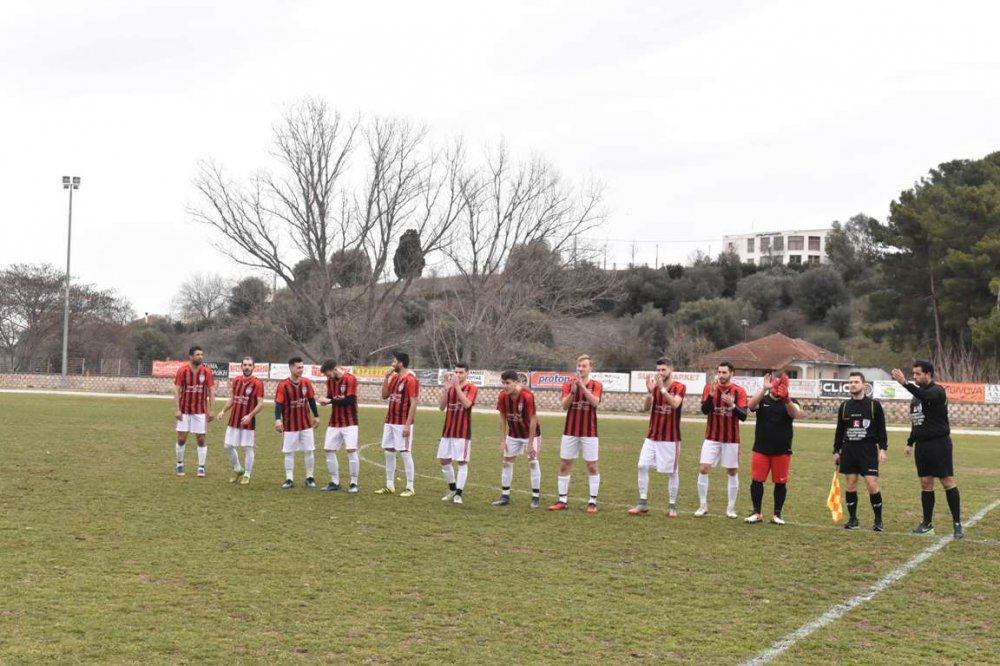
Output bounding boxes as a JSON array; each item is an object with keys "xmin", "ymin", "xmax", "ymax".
[
  {"xmin": 326, "ymin": 373, "xmax": 359, "ymax": 427},
  {"xmin": 562, "ymin": 379, "xmax": 603, "ymax": 437},
  {"xmin": 385, "ymin": 373, "xmax": 420, "ymax": 425},
  {"xmin": 647, "ymin": 381, "xmax": 686, "ymax": 442},
  {"xmin": 175, "ymin": 364, "xmax": 214, "ymax": 414},
  {"xmin": 441, "ymin": 383, "xmax": 477, "ymax": 439},
  {"xmin": 228, "ymin": 375, "xmax": 264, "ymax": 430},
  {"xmin": 275, "ymin": 378, "xmax": 316, "ymax": 432},
  {"xmin": 702, "ymin": 383, "xmax": 747, "ymax": 443},
  {"xmin": 497, "ymin": 388, "xmax": 540, "ymax": 440}
]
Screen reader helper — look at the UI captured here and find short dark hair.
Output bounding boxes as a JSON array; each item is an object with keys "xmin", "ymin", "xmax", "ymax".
[
  {"xmin": 913, "ymin": 360, "xmax": 934, "ymax": 376},
  {"xmin": 288, "ymin": 356, "xmax": 303, "ymax": 366},
  {"xmin": 454, "ymin": 362, "xmax": 469, "ymax": 371},
  {"xmin": 656, "ymin": 357, "xmax": 673, "ymax": 367},
  {"xmin": 320, "ymin": 359, "xmax": 337, "ymax": 373},
  {"xmin": 849, "ymin": 371, "xmax": 866, "ymax": 382},
  {"xmin": 393, "ymin": 351, "xmax": 410, "ymax": 368},
  {"xmin": 718, "ymin": 361, "xmax": 735, "ymax": 373},
  {"xmin": 242, "ymin": 355, "xmax": 254, "ymax": 364},
  {"xmin": 500, "ymin": 370, "xmax": 519, "ymax": 382},
  {"xmin": 188, "ymin": 345, "xmax": 203, "ymax": 357}
]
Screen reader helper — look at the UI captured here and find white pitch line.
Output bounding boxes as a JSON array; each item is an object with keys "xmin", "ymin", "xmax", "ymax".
[{"xmin": 739, "ymin": 497, "xmax": 1000, "ymax": 666}]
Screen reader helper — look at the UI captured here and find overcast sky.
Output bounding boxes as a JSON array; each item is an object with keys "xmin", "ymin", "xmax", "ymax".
[{"xmin": 2, "ymin": 0, "xmax": 999, "ymax": 316}]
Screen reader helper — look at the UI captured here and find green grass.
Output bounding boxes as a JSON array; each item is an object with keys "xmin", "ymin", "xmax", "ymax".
[{"xmin": 1, "ymin": 394, "xmax": 998, "ymax": 665}]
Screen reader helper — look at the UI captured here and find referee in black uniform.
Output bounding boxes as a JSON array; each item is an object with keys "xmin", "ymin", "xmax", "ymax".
[
  {"xmin": 833, "ymin": 372, "xmax": 888, "ymax": 531},
  {"xmin": 891, "ymin": 361, "xmax": 963, "ymax": 538}
]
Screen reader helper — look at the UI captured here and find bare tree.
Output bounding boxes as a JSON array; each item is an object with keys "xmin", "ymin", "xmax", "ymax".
[
  {"xmin": 191, "ymin": 100, "xmax": 465, "ymax": 361},
  {"xmin": 172, "ymin": 273, "xmax": 232, "ymax": 322}
]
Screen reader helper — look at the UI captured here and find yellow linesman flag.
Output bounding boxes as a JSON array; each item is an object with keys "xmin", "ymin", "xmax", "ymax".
[{"xmin": 827, "ymin": 470, "xmax": 843, "ymax": 522}]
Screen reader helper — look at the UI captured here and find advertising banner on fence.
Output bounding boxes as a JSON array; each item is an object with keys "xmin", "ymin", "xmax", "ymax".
[
  {"xmin": 413, "ymin": 369, "xmax": 442, "ymax": 386},
  {"xmin": 530, "ymin": 371, "xmax": 576, "ymax": 389},
  {"xmin": 630, "ymin": 370, "xmax": 707, "ymax": 395},
  {"xmin": 483, "ymin": 370, "xmax": 529, "ymax": 387},
  {"xmin": 872, "ymin": 381, "xmax": 910, "ymax": 400},
  {"xmin": 817, "ymin": 378, "xmax": 876, "ymax": 399},
  {"xmin": 228, "ymin": 362, "xmax": 271, "ymax": 380},
  {"xmin": 268, "ymin": 363, "xmax": 318, "ymax": 381},
  {"xmin": 986, "ymin": 384, "xmax": 1000, "ymax": 404},
  {"xmin": 939, "ymin": 382, "xmax": 986, "ymax": 404},
  {"xmin": 732, "ymin": 376, "xmax": 763, "ymax": 395},
  {"xmin": 205, "ymin": 362, "xmax": 229, "ymax": 380},
  {"xmin": 351, "ymin": 366, "xmax": 393, "ymax": 383},
  {"xmin": 152, "ymin": 360, "xmax": 186, "ymax": 378},
  {"xmin": 589, "ymin": 371, "xmax": 630, "ymax": 392},
  {"xmin": 789, "ymin": 379, "xmax": 820, "ymax": 398}
]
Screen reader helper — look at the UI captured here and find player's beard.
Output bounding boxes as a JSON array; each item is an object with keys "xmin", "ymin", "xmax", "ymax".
[
  {"xmin": 243, "ymin": 370, "xmax": 253, "ymax": 378},
  {"xmin": 192, "ymin": 358, "xmax": 202, "ymax": 367}
]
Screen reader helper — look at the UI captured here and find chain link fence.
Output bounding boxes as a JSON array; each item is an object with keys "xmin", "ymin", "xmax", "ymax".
[{"xmin": 0, "ymin": 357, "xmax": 156, "ymax": 376}]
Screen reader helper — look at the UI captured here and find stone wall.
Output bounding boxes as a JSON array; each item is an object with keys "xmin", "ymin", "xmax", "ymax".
[{"xmin": 4, "ymin": 372, "xmax": 1000, "ymax": 427}]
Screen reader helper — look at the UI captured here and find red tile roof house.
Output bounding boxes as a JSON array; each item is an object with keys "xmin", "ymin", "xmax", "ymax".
[{"xmin": 698, "ymin": 333, "xmax": 854, "ymax": 379}]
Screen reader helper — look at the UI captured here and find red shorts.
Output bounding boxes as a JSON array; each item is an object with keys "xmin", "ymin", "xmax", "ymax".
[{"xmin": 751, "ymin": 452, "xmax": 791, "ymax": 484}]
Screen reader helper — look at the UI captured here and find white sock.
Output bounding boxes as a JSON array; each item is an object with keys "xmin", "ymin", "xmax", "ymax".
[
  {"xmin": 727, "ymin": 474, "xmax": 739, "ymax": 511},
  {"xmin": 284, "ymin": 453, "xmax": 295, "ymax": 480},
  {"xmin": 304, "ymin": 450, "xmax": 315, "ymax": 478},
  {"xmin": 197, "ymin": 445, "xmax": 207, "ymax": 467},
  {"xmin": 529, "ymin": 460, "xmax": 541, "ymax": 496},
  {"xmin": 384, "ymin": 451, "xmax": 396, "ymax": 488},
  {"xmin": 175, "ymin": 443, "xmax": 185, "ymax": 464},
  {"xmin": 441, "ymin": 464, "xmax": 456, "ymax": 487},
  {"xmin": 557, "ymin": 475, "xmax": 570, "ymax": 502},
  {"xmin": 456, "ymin": 464, "xmax": 468, "ymax": 491},
  {"xmin": 326, "ymin": 451, "xmax": 340, "ymax": 483},
  {"xmin": 401, "ymin": 451, "xmax": 414, "ymax": 488},
  {"xmin": 347, "ymin": 451, "xmax": 359, "ymax": 484},
  {"xmin": 668, "ymin": 472, "xmax": 679, "ymax": 504},
  {"xmin": 588, "ymin": 474, "xmax": 600, "ymax": 502},
  {"xmin": 697, "ymin": 473, "xmax": 710, "ymax": 507},
  {"xmin": 637, "ymin": 465, "xmax": 650, "ymax": 500},
  {"xmin": 225, "ymin": 446, "xmax": 241, "ymax": 470},
  {"xmin": 244, "ymin": 447, "xmax": 255, "ymax": 476},
  {"xmin": 501, "ymin": 462, "xmax": 514, "ymax": 493}
]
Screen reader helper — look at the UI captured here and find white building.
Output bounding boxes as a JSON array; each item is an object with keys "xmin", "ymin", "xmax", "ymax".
[{"xmin": 722, "ymin": 228, "xmax": 831, "ymax": 266}]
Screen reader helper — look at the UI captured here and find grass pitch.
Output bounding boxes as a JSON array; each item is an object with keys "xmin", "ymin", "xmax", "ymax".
[{"xmin": 1, "ymin": 393, "xmax": 998, "ymax": 665}]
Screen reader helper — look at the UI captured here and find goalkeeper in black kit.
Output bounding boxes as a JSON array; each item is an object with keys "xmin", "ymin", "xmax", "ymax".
[
  {"xmin": 833, "ymin": 372, "xmax": 888, "ymax": 531},
  {"xmin": 891, "ymin": 361, "xmax": 963, "ymax": 538}
]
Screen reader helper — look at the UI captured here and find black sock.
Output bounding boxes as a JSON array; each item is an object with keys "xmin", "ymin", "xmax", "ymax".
[
  {"xmin": 945, "ymin": 486, "xmax": 961, "ymax": 524},
  {"xmin": 846, "ymin": 491, "xmax": 858, "ymax": 520},
  {"xmin": 455, "ymin": 488, "xmax": 463, "ymax": 496},
  {"xmin": 921, "ymin": 490, "xmax": 935, "ymax": 524},
  {"xmin": 870, "ymin": 492, "xmax": 883, "ymax": 522},
  {"xmin": 751, "ymin": 480, "xmax": 764, "ymax": 514},
  {"xmin": 449, "ymin": 482, "xmax": 457, "ymax": 491},
  {"xmin": 773, "ymin": 483, "xmax": 787, "ymax": 517}
]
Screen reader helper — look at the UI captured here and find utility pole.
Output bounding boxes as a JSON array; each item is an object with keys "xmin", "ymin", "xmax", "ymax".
[{"xmin": 61, "ymin": 176, "xmax": 81, "ymax": 383}]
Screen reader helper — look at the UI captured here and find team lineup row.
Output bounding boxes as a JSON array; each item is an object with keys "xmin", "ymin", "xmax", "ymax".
[{"xmin": 172, "ymin": 346, "xmax": 965, "ymax": 537}]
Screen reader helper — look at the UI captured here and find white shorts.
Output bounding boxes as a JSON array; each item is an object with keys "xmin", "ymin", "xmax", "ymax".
[
  {"xmin": 282, "ymin": 429, "xmax": 316, "ymax": 453},
  {"xmin": 176, "ymin": 413, "xmax": 207, "ymax": 435},
  {"xmin": 437, "ymin": 438, "xmax": 471, "ymax": 462},
  {"xmin": 638, "ymin": 439, "xmax": 680, "ymax": 474},
  {"xmin": 503, "ymin": 436, "xmax": 542, "ymax": 459},
  {"xmin": 224, "ymin": 426, "xmax": 256, "ymax": 448},
  {"xmin": 699, "ymin": 440, "xmax": 740, "ymax": 469},
  {"xmin": 560, "ymin": 435, "xmax": 599, "ymax": 462},
  {"xmin": 324, "ymin": 425, "xmax": 359, "ymax": 451},
  {"xmin": 382, "ymin": 424, "xmax": 413, "ymax": 451}
]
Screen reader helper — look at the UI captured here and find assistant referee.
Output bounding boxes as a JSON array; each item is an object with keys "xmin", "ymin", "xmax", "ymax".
[{"xmin": 891, "ymin": 361, "xmax": 963, "ymax": 538}]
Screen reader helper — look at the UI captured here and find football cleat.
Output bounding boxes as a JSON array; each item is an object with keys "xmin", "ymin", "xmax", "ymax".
[
  {"xmin": 348, "ymin": 483, "xmax": 359, "ymax": 494},
  {"xmin": 399, "ymin": 488, "xmax": 416, "ymax": 498},
  {"xmin": 239, "ymin": 475, "xmax": 250, "ymax": 485},
  {"xmin": 694, "ymin": 506, "xmax": 709, "ymax": 517},
  {"xmin": 229, "ymin": 468, "xmax": 244, "ymax": 484},
  {"xmin": 196, "ymin": 466, "xmax": 206, "ymax": 478},
  {"xmin": 586, "ymin": 503, "xmax": 599, "ymax": 514},
  {"xmin": 912, "ymin": 522, "xmax": 935, "ymax": 535},
  {"xmin": 442, "ymin": 490, "xmax": 457, "ymax": 501},
  {"xmin": 844, "ymin": 518, "xmax": 860, "ymax": 530},
  {"xmin": 452, "ymin": 494, "xmax": 464, "ymax": 505},
  {"xmin": 530, "ymin": 497, "xmax": 541, "ymax": 509},
  {"xmin": 305, "ymin": 477, "xmax": 316, "ymax": 489},
  {"xmin": 627, "ymin": 503, "xmax": 649, "ymax": 515},
  {"xmin": 953, "ymin": 522, "xmax": 964, "ymax": 539},
  {"xmin": 744, "ymin": 513, "xmax": 763, "ymax": 524},
  {"xmin": 726, "ymin": 509, "xmax": 738, "ymax": 519},
  {"xmin": 548, "ymin": 501, "xmax": 568, "ymax": 511},
  {"xmin": 321, "ymin": 482, "xmax": 341, "ymax": 492},
  {"xmin": 872, "ymin": 521, "xmax": 884, "ymax": 532},
  {"xmin": 667, "ymin": 504, "xmax": 678, "ymax": 518},
  {"xmin": 492, "ymin": 495, "xmax": 511, "ymax": 506},
  {"xmin": 176, "ymin": 463, "xmax": 185, "ymax": 477},
  {"xmin": 374, "ymin": 486, "xmax": 395, "ymax": 495},
  {"xmin": 281, "ymin": 479, "xmax": 294, "ymax": 489},
  {"xmin": 770, "ymin": 515, "xmax": 786, "ymax": 525}
]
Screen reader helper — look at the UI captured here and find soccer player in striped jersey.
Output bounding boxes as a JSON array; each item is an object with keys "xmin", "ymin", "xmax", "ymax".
[
  {"xmin": 696, "ymin": 361, "xmax": 748, "ymax": 518},
  {"xmin": 493, "ymin": 371, "xmax": 542, "ymax": 508},
  {"xmin": 216, "ymin": 356, "xmax": 265, "ymax": 484},
  {"xmin": 438, "ymin": 363, "xmax": 478, "ymax": 505},
  {"xmin": 274, "ymin": 357, "xmax": 319, "ymax": 489},
  {"xmin": 549, "ymin": 354, "xmax": 603, "ymax": 513},
  {"xmin": 173, "ymin": 345, "xmax": 216, "ymax": 477},
  {"xmin": 318, "ymin": 360, "xmax": 360, "ymax": 493},
  {"xmin": 628, "ymin": 358, "xmax": 686, "ymax": 517},
  {"xmin": 376, "ymin": 351, "xmax": 420, "ymax": 497}
]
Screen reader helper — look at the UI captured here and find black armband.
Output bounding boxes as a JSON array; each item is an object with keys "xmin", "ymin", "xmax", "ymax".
[
  {"xmin": 308, "ymin": 398, "xmax": 319, "ymax": 418},
  {"xmin": 275, "ymin": 402, "xmax": 284, "ymax": 420}
]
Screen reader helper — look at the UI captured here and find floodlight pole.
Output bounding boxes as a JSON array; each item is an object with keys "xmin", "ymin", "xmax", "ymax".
[{"xmin": 61, "ymin": 176, "xmax": 80, "ymax": 383}]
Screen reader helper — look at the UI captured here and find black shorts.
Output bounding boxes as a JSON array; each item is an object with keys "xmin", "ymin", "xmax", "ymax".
[
  {"xmin": 914, "ymin": 436, "xmax": 954, "ymax": 478},
  {"xmin": 838, "ymin": 444, "xmax": 879, "ymax": 477}
]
